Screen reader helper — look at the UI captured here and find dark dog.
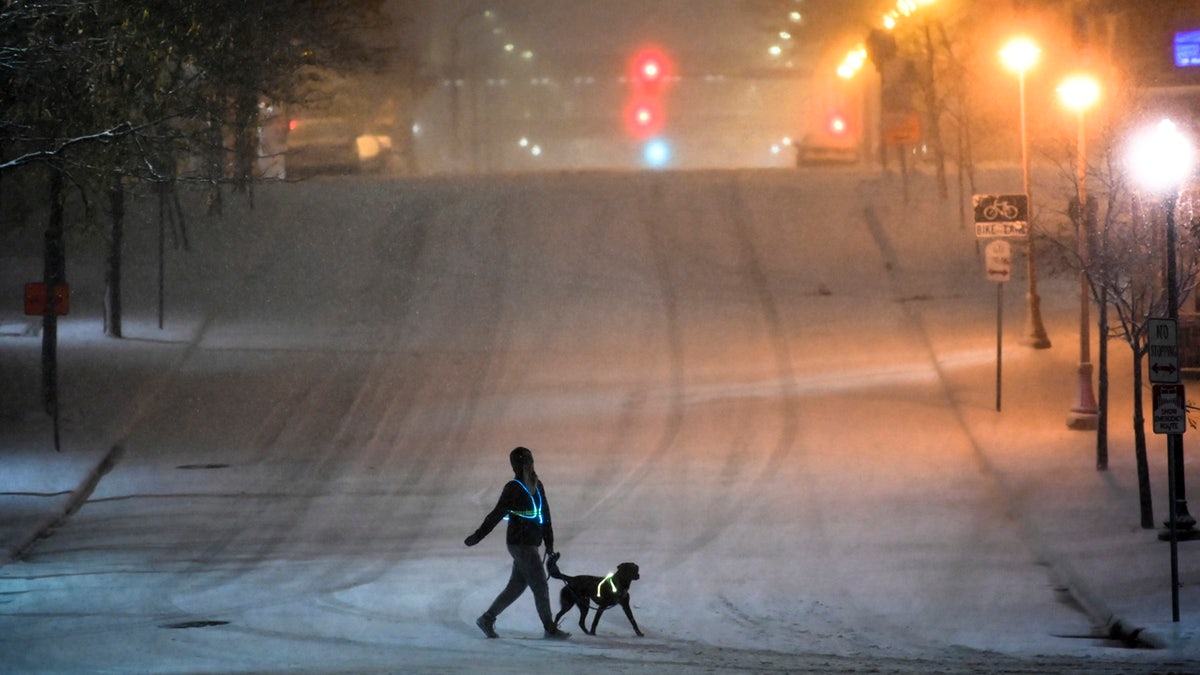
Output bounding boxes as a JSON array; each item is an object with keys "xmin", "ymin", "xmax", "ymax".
[{"xmin": 547, "ymin": 553, "xmax": 643, "ymax": 636}]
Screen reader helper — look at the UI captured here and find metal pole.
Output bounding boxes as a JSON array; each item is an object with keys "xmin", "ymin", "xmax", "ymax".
[
  {"xmin": 1097, "ymin": 244, "xmax": 1109, "ymax": 470},
  {"xmin": 1069, "ymin": 109, "xmax": 1098, "ymax": 428},
  {"xmin": 1170, "ymin": 436, "xmax": 1180, "ymax": 622},
  {"xmin": 997, "ymin": 281, "xmax": 1004, "ymax": 412},
  {"xmin": 450, "ymin": 29, "xmax": 462, "ymax": 168},
  {"xmin": 1019, "ymin": 71, "xmax": 1051, "ymax": 349},
  {"xmin": 1164, "ymin": 194, "xmax": 1195, "ymax": 533},
  {"xmin": 158, "ymin": 185, "xmax": 166, "ymax": 330}
]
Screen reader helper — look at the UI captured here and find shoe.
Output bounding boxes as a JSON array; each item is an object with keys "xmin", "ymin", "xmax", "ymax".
[
  {"xmin": 476, "ymin": 615, "xmax": 498, "ymax": 639},
  {"xmin": 544, "ymin": 627, "xmax": 571, "ymax": 640}
]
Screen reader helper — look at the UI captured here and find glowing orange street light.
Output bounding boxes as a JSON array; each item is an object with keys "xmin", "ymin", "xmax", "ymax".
[
  {"xmin": 1057, "ymin": 74, "xmax": 1102, "ymax": 432},
  {"xmin": 1000, "ymin": 37, "xmax": 1051, "ymax": 349}
]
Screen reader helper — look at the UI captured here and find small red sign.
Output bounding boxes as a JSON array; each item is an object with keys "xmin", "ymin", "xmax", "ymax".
[
  {"xmin": 882, "ymin": 112, "xmax": 921, "ymax": 146},
  {"xmin": 24, "ymin": 282, "xmax": 70, "ymax": 316}
]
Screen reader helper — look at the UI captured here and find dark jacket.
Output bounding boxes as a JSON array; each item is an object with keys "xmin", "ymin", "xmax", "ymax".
[{"xmin": 470, "ymin": 477, "xmax": 554, "ymax": 550}]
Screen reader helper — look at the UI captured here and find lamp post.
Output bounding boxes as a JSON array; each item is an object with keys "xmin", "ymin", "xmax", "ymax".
[
  {"xmin": 1058, "ymin": 75, "xmax": 1101, "ymax": 431},
  {"xmin": 449, "ymin": 8, "xmax": 497, "ymax": 172},
  {"xmin": 1128, "ymin": 119, "xmax": 1198, "ymax": 546},
  {"xmin": 1000, "ymin": 37, "xmax": 1051, "ymax": 349}
]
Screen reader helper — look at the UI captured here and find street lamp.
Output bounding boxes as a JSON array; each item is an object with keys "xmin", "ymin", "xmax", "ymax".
[
  {"xmin": 1058, "ymin": 75, "xmax": 1101, "ymax": 431},
  {"xmin": 1000, "ymin": 37, "xmax": 1051, "ymax": 349},
  {"xmin": 1127, "ymin": 118, "xmax": 1198, "ymax": 541},
  {"xmin": 450, "ymin": 8, "xmax": 498, "ymax": 172}
]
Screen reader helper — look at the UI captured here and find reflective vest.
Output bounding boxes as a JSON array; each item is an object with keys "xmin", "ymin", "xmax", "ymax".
[{"xmin": 507, "ymin": 478, "xmax": 543, "ymax": 524}]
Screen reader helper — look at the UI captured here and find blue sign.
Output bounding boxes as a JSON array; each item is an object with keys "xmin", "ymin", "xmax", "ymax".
[{"xmin": 1175, "ymin": 29, "xmax": 1200, "ymax": 68}]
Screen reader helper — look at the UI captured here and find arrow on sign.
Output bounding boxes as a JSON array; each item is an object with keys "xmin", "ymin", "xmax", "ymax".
[{"xmin": 1152, "ymin": 363, "xmax": 1179, "ymax": 377}]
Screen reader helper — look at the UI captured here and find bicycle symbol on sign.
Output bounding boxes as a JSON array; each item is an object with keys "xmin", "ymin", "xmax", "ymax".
[
  {"xmin": 973, "ymin": 194, "xmax": 1029, "ymax": 237},
  {"xmin": 982, "ymin": 198, "xmax": 1020, "ymax": 221}
]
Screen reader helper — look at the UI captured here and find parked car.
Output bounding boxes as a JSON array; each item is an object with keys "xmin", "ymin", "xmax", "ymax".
[
  {"xmin": 794, "ymin": 132, "xmax": 858, "ymax": 166},
  {"xmin": 285, "ymin": 115, "xmax": 393, "ymax": 177}
]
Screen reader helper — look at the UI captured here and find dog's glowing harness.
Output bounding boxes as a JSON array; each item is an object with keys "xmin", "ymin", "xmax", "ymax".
[
  {"xmin": 503, "ymin": 478, "xmax": 543, "ymax": 524},
  {"xmin": 597, "ymin": 573, "xmax": 618, "ymax": 599}
]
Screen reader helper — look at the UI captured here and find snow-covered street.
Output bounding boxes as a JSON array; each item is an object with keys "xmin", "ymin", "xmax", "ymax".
[{"xmin": 1, "ymin": 168, "xmax": 1198, "ymax": 673}]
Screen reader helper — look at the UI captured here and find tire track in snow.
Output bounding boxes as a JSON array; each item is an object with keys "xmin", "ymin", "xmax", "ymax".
[
  {"xmin": 656, "ymin": 176, "xmax": 804, "ymax": 566},
  {"xmin": 552, "ymin": 183, "xmax": 664, "ymax": 535}
]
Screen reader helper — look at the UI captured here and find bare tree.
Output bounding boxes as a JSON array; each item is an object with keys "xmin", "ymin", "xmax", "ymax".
[{"xmin": 0, "ymin": 0, "xmax": 417, "ymax": 449}]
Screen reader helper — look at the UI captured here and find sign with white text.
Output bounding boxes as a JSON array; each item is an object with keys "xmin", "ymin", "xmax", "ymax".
[
  {"xmin": 1153, "ymin": 384, "xmax": 1187, "ymax": 435},
  {"xmin": 1148, "ymin": 318, "xmax": 1181, "ymax": 384},
  {"xmin": 973, "ymin": 194, "xmax": 1029, "ymax": 238},
  {"xmin": 984, "ymin": 240, "xmax": 1012, "ymax": 283}
]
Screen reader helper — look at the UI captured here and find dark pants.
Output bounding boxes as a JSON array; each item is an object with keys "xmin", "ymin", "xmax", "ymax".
[{"xmin": 483, "ymin": 544, "xmax": 554, "ymax": 629}]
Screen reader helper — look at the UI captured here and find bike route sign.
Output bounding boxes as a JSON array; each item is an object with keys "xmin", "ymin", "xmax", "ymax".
[{"xmin": 973, "ymin": 194, "xmax": 1029, "ymax": 238}]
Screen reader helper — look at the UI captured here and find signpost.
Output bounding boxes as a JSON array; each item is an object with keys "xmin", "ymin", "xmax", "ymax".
[
  {"xmin": 973, "ymin": 194, "xmax": 1029, "ymax": 238},
  {"xmin": 1148, "ymin": 318, "xmax": 1181, "ymax": 384},
  {"xmin": 975, "ymin": 202, "xmax": 1020, "ymax": 413},
  {"xmin": 23, "ymin": 282, "xmax": 70, "ymax": 316},
  {"xmin": 1148, "ymin": 317, "xmax": 1185, "ymax": 621},
  {"xmin": 984, "ymin": 240, "xmax": 1012, "ymax": 412},
  {"xmin": 882, "ymin": 112, "xmax": 921, "ymax": 146},
  {"xmin": 1153, "ymin": 384, "xmax": 1187, "ymax": 435},
  {"xmin": 984, "ymin": 240, "xmax": 1012, "ymax": 283}
]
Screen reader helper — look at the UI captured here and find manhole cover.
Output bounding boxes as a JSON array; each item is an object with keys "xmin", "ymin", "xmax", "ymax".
[{"xmin": 161, "ymin": 620, "xmax": 230, "ymax": 630}]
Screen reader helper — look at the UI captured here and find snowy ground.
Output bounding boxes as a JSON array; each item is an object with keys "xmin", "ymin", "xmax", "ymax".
[{"xmin": 1, "ymin": 167, "xmax": 1198, "ymax": 673}]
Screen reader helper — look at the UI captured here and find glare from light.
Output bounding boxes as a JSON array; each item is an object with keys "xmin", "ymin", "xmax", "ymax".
[
  {"xmin": 1127, "ymin": 119, "xmax": 1196, "ymax": 192},
  {"xmin": 1000, "ymin": 37, "xmax": 1040, "ymax": 75},
  {"xmin": 768, "ymin": 45, "xmax": 783, "ymax": 57},
  {"xmin": 771, "ymin": 144, "xmax": 782, "ymax": 155},
  {"xmin": 837, "ymin": 45, "xmax": 868, "ymax": 79},
  {"xmin": 519, "ymin": 137, "xmax": 529, "ymax": 148},
  {"xmin": 504, "ymin": 43, "xmax": 514, "ymax": 53},
  {"xmin": 789, "ymin": 11, "xmax": 802, "ymax": 22},
  {"xmin": 1057, "ymin": 74, "xmax": 1100, "ymax": 112},
  {"xmin": 531, "ymin": 145, "xmax": 542, "ymax": 157},
  {"xmin": 644, "ymin": 139, "xmax": 671, "ymax": 168},
  {"xmin": 779, "ymin": 31, "xmax": 792, "ymax": 40}
]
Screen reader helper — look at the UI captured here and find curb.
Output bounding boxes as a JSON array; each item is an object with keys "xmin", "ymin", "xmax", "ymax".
[
  {"xmin": 1, "ymin": 444, "xmax": 124, "ymax": 568},
  {"xmin": 1053, "ymin": 552, "xmax": 1166, "ymax": 650},
  {"xmin": 1108, "ymin": 619, "xmax": 1168, "ymax": 650}
]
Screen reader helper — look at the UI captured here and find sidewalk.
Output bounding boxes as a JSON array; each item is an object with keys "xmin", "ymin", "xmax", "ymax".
[{"xmin": 926, "ymin": 286, "xmax": 1200, "ymax": 655}]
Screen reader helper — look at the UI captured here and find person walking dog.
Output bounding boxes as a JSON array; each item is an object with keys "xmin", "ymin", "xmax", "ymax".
[{"xmin": 465, "ymin": 446, "xmax": 570, "ymax": 640}]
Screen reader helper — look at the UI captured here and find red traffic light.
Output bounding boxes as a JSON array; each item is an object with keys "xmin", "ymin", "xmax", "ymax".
[
  {"xmin": 828, "ymin": 113, "xmax": 849, "ymax": 136},
  {"xmin": 638, "ymin": 55, "xmax": 663, "ymax": 83},
  {"xmin": 629, "ymin": 46, "xmax": 672, "ymax": 90},
  {"xmin": 624, "ymin": 46, "xmax": 671, "ymax": 139},
  {"xmin": 624, "ymin": 97, "xmax": 664, "ymax": 139}
]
